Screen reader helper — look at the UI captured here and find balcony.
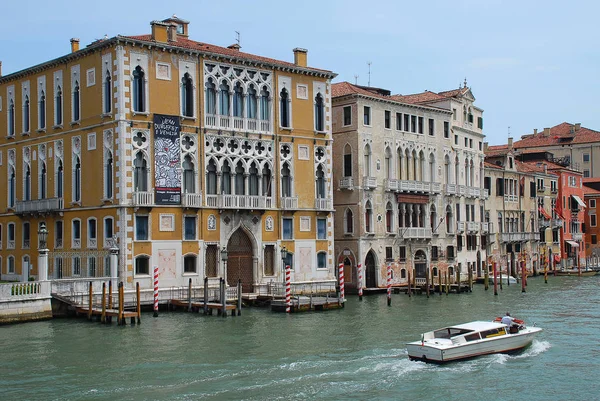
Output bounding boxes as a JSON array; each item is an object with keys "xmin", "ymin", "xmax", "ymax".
[
  {"xmin": 133, "ymin": 191, "xmax": 154, "ymax": 207},
  {"xmin": 551, "ymin": 187, "xmax": 558, "ymax": 194},
  {"xmin": 458, "ymin": 185, "xmax": 481, "ymax": 198},
  {"xmin": 205, "ymin": 114, "xmax": 271, "ymax": 133},
  {"xmin": 398, "ymin": 180, "xmax": 441, "ymax": 194},
  {"xmin": 399, "ymin": 227, "xmax": 432, "ymax": 239},
  {"xmin": 281, "ymin": 197, "xmax": 298, "ymax": 210},
  {"xmin": 482, "ymin": 188, "xmax": 489, "ymax": 199},
  {"xmin": 384, "ymin": 179, "xmax": 399, "ymax": 192},
  {"xmin": 572, "ymin": 233, "xmax": 583, "ymax": 241},
  {"xmin": 363, "ymin": 176, "xmax": 377, "ymax": 190},
  {"xmin": 87, "ymin": 238, "xmax": 97, "ymax": 249},
  {"xmin": 445, "ymin": 184, "xmax": 457, "ymax": 195},
  {"xmin": 500, "ymin": 232, "xmax": 540, "ymax": 242},
  {"xmin": 504, "ymin": 194, "xmax": 518, "ymax": 203},
  {"xmin": 339, "ymin": 177, "xmax": 354, "ymax": 190},
  {"xmin": 457, "ymin": 221, "xmax": 465, "ymax": 233},
  {"xmin": 481, "ymin": 222, "xmax": 490, "ymax": 233},
  {"xmin": 539, "ymin": 218, "xmax": 551, "ymax": 228},
  {"xmin": 182, "ymin": 192, "xmax": 203, "ymax": 208},
  {"xmin": 552, "ymin": 219, "xmax": 563, "ymax": 227},
  {"xmin": 315, "ymin": 198, "xmax": 333, "ymax": 211},
  {"xmin": 205, "ymin": 194, "xmax": 274, "ymax": 210},
  {"xmin": 15, "ymin": 197, "xmax": 64, "ymax": 215},
  {"xmin": 467, "ymin": 221, "xmax": 479, "ymax": 233}
]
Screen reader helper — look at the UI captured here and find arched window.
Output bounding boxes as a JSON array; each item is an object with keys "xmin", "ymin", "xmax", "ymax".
[
  {"xmin": 262, "ymin": 164, "xmax": 272, "ymax": 196},
  {"xmin": 316, "ymin": 164, "xmax": 325, "ymax": 199},
  {"xmin": 87, "ymin": 218, "xmax": 97, "ymax": 248},
  {"xmin": 249, "ymin": 162, "xmax": 259, "ymax": 196},
  {"xmin": 247, "ymin": 85, "xmax": 257, "ymax": 119},
  {"xmin": 281, "ymin": 162, "xmax": 291, "ymax": 197},
  {"xmin": 205, "ymin": 78, "xmax": 216, "ymax": 115},
  {"xmin": 317, "ymin": 252, "xmax": 327, "ymax": 269},
  {"xmin": 8, "ymin": 256, "xmax": 15, "ymax": 274},
  {"xmin": 72, "ymin": 80, "xmax": 80, "ymax": 121},
  {"xmin": 397, "ymin": 148, "xmax": 404, "ymax": 180},
  {"xmin": 73, "ymin": 156, "xmax": 81, "ymax": 202},
  {"xmin": 219, "ymin": 81, "xmax": 230, "ymax": 116},
  {"xmin": 221, "ymin": 160, "xmax": 231, "ymax": 195},
  {"xmin": 8, "ymin": 99, "xmax": 15, "ymax": 136},
  {"xmin": 9, "ymin": 167, "xmax": 16, "ymax": 207},
  {"xmin": 133, "ymin": 151, "xmax": 148, "ymax": 191},
  {"xmin": 344, "ymin": 208, "xmax": 354, "ymax": 234},
  {"xmin": 235, "ymin": 160, "xmax": 245, "ymax": 195},
  {"xmin": 446, "ymin": 205, "xmax": 453, "ymax": 234},
  {"xmin": 455, "ymin": 156, "xmax": 460, "ymax": 185},
  {"xmin": 444, "ymin": 154, "xmax": 450, "ymax": 185},
  {"xmin": 401, "ymin": 269, "xmax": 406, "ymax": 279},
  {"xmin": 233, "ymin": 82, "xmax": 243, "ymax": 118},
  {"xmin": 39, "ymin": 90, "xmax": 46, "ymax": 129},
  {"xmin": 104, "ymin": 70, "xmax": 112, "ymax": 113},
  {"xmin": 56, "ymin": 159, "xmax": 64, "ymax": 198},
  {"xmin": 430, "ymin": 205, "xmax": 437, "ymax": 232},
  {"xmin": 207, "ymin": 159, "xmax": 217, "ymax": 194},
  {"xmin": 365, "ymin": 201, "xmax": 373, "ymax": 233},
  {"xmin": 24, "ymin": 164, "xmax": 31, "ymax": 201},
  {"xmin": 468, "ymin": 107, "xmax": 473, "ymax": 123},
  {"xmin": 364, "ymin": 144, "xmax": 372, "ymax": 177},
  {"xmin": 55, "ymin": 85, "xmax": 63, "ymax": 125},
  {"xmin": 343, "ymin": 144, "xmax": 352, "ymax": 178},
  {"xmin": 433, "ymin": 267, "xmax": 438, "ymax": 277},
  {"xmin": 23, "ymin": 95, "xmax": 30, "ymax": 132},
  {"xmin": 105, "ymin": 151, "xmax": 113, "ymax": 199},
  {"xmin": 429, "ymin": 153, "xmax": 435, "ymax": 182},
  {"xmin": 260, "ymin": 86, "xmax": 270, "ymax": 121},
  {"xmin": 132, "ymin": 66, "xmax": 145, "ymax": 112},
  {"xmin": 386, "ymin": 202, "xmax": 394, "ymax": 233},
  {"xmin": 469, "ymin": 159, "xmax": 474, "ymax": 186},
  {"xmin": 280, "ymin": 88, "xmax": 290, "ymax": 127},
  {"xmin": 182, "ymin": 155, "xmax": 195, "ymax": 193},
  {"xmin": 40, "ymin": 162, "xmax": 47, "ymax": 199},
  {"xmin": 384, "ymin": 147, "xmax": 392, "ymax": 180},
  {"xmin": 314, "ymin": 93, "xmax": 324, "ymax": 131},
  {"xmin": 181, "ymin": 73, "xmax": 194, "ymax": 117}
]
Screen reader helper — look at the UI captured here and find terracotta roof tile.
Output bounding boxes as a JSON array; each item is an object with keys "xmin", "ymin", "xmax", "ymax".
[
  {"xmin": 513, "ymin": 122, "xmax": 600, "ymax": 148},
  {"xmin": 390, "ymin": 86, "xmax": 469, "ymax": 105},
  {"xmin": 484, "ymin": 161, "xmax": 504, "ymax": 170},
  {"xmin": 123, "ymin": 35, "xmax": 334, "ymax": 75},
  {"xmin": 583, "ymin": 185, "xmax": 600, "ymax": 195}
]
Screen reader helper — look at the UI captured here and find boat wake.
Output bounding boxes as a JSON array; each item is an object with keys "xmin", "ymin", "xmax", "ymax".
[{"xmin": 491, "ymin": 339, "xmax": 551, "ymax": 364}]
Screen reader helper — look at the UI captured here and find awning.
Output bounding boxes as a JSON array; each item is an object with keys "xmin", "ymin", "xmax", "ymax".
[
  {"xmin": 539, "ymin": 206, "xmax": 552, "ymax": 220},
  {"xmin": 553, "ymin": 254, "xmax": 561, "ymax": 262},
  {"xmin": 572, "ymin": 195, "xmax": 586, "ymax": 208},
  {"xmin": 566, "ymin": 240, "xmax": 579, "ymax": 248},
  {"xmin": 397, "ymin": 194, "xmax": 429, "ymax": 204}
]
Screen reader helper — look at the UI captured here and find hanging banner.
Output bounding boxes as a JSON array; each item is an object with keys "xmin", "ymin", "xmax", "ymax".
[{"xmin": 153, "ymin": 114, "xmax": 181, "ymax": 205}]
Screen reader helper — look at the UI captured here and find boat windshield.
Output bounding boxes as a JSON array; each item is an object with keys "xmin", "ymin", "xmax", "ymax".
[{"xmin": 433, "ymin": 328, "xmax": 474, "ymax": 339}]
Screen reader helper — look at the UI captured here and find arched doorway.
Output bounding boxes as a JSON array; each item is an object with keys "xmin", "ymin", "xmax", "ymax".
[
  {"xmin": 226, "ymin": 229, "xmax": 254, "ymax": 292},
  {"xmin": 365, "ymin": 250, "xmax": 377, "ymax": 288},
  {"xmin": 414, "ymin": 250, "xmax": 427, "ymax": 279}
]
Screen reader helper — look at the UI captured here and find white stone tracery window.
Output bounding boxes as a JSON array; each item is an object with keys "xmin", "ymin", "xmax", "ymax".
[
  {"xmin": 72, "ymin": 137, "xmax": 82, "ymax": 203},
  {"xmin": 103, "ymin": 130, "xmax": 114, "ymax": 200},
  {"xmin": 181, "ymin": 72, "xmax": 194, "ymax": 118},
  {"xmin": 314, "ymin": 92, "xmax": 325, "ymax": 132},
  {"xmin": 365, "ymin": 201, "xmax": 373, "ymax": 233},
  {"xmin": 23, "ymin": 147, "xmax": 31, "ymax": 201},
  {"xmin": 23, "ymin": 89, "xmax": 30, "ymax": 134},
  {"xmin": 103, "ymin": 69, "xmax": 112, "ymax": 113},
  {"xmin": 38, "ymin": 144, "xmax": 47, "ymax": 199},
  {"xmin": 8, "ymin": 98, "xmax": 15, "ymax": 137},
  {"xmin": 343, "ymin": 144, "xmax": 352, "ymax": 178},
  {"xmin": 132, "ymin": 66, "xmax": 146, "ymax": 113},
  {"xmin": 280, "ymin": 87, "xmax": 290, "ymax": 128},
  {"xmin": 363, "ymin": 144, "xmax": 372, "ymax": 177}
]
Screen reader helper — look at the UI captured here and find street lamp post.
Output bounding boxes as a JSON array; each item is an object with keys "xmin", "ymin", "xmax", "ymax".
[
  {"xmin": 37, "ymin": 222, "xmax": 49, "ymax": 281},
  {"xmin": 109, "ymin": 235, "xmax": 119, "ymax": 284},
  {"xmin": 221, "ymin": 246, "xmax": 228, "ymax": 283},
  {"xmin": 281, "ymin": 246, "xmax": 288, "ymax": 283}
]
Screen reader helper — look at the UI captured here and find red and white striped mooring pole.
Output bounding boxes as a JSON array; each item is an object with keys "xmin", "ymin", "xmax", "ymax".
[
  {"xmin": 358, "ymin": 263, "xmax": 363, "ymax": 301},
  {"xmin": 387, "ymin": 263, "xmax": 392, "ymax": 306},
  {"xmin": 153, "ymin": 265, "xmax": 159, "ymax": 317},
  {"xmin": 285, "ymin": 265, "xmax": 291, "ymax": 313},
  {"xmin": 338, "ymin": 263, "xmax": 345, "ymax": 307}
]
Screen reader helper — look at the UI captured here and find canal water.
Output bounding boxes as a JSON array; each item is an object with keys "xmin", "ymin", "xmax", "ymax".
[{"xmin": 1, "ymin": 276, "xmax": 598, "ymax": 401}]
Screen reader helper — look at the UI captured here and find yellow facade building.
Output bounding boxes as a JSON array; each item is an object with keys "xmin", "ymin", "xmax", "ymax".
[{"xmin": 0, "ymin": 16, "xmax": 337, "ymax": 292}]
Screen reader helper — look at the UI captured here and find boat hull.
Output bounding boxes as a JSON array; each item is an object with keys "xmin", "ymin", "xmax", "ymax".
[
  {"xmin": 555, "ymin": 270, "xmax": 597, "ymax": 277},
  {"xmin": 407, "ymin": 328, "xmax": 541, "ymax": 363}
]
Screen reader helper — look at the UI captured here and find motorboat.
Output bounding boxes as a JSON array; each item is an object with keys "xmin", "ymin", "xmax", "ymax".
[
  {"xmin": 406, "ymin": 319, "xmax": 542, "ymax": 363},
  {"xmin": 555, "ymin": 269, "xmax": 597, "ymax": 277},
  {"xmin": 488, "ymin": 275, "xmax": 517, "ymax": 284}
]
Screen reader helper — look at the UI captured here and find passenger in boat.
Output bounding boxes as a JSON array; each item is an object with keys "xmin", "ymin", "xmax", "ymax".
[{"xmin": 501, "ymin": 313, "xmax": 519, "ymax": 333}]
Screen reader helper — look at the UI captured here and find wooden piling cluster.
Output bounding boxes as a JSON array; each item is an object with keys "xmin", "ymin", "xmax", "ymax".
[{"xmin": 75, "ymin": 281, "xmax": 141, "ymax": 326}]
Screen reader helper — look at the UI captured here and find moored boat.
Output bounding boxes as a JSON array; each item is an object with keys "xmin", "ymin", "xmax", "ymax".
[
  {"xmin": 555, "ymin": 269, "xmax": 597, "ymax": 277},
  {"xmin": 406, "ymin": 319, "xmax": 542, "ymax": 363}
]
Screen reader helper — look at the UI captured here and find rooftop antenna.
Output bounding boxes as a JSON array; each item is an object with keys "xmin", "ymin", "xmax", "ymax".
[
  {"xmin": 508, "ymin": 126, "xmax": 511, "ymax": 139},
  {"xmin": 235, "ymin": 31, "xmax": 240, "ymax": 45},
  {"xmin": 367, "ymin": 62, "xmax": 372, "ymax": 87},
  {"xmin": 354, "ymin": 74, "xmax": 359, "ymax": 85}
]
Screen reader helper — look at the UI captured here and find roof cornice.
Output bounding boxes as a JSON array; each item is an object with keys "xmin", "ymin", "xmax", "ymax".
[{"xmin": 333, "ymin": 92, "xmax": 452, "ymax": 115}]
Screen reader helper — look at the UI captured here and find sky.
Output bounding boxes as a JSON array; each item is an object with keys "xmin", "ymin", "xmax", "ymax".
[{"xmin": 2, "ymin": 0, "xmax": 599, "ymax": 145}]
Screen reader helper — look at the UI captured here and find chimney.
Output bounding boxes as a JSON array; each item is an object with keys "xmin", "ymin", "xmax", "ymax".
[
  {"xmin": 508, "ymin": 137, "xmax": 513, "ymax": 149},
  {"xmin": 293, "ymin": 48, "xmax": 308, "ymax": 67},
  {"xmin": 543, "ymin": 127, "xmax": 550, "ymax": 137},
  {"xmin": 70, "ymin": 38, "xmax": 80, "ymax": 53},
  {"xmin": 570, "ymin": 126, "xmax": 575, "ymax": 134},
  {"xmin": 483, "ymin": 141, "xmax": 488, "ymax": 152},
  {"xmin": 151, "ymin": 21, "xmax": 169, "ymax": 43},
  {"xmin": 575, "ymin": 123, "xmax": 581, "ymax": 131},
  {"xmin": 227, "ymin": 43, "xmax": 241, "ymax": 51},
  {"xmin": 544, "ymin": 164, "xmax": 548, "ymax": 174},
  {"xmin": 534, "ymin": 128, "xmax": 538, "ymax": 136}
]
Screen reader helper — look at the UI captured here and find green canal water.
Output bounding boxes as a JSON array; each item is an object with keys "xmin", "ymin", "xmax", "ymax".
[{"xmin": 1, "ymin": 276, "xmax": 598, "ymax": 401}]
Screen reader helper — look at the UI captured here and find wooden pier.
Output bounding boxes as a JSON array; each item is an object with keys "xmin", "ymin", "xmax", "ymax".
[{"xmin": 271, "ymin": 295, "xmax": 343, "ymax": 313}]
